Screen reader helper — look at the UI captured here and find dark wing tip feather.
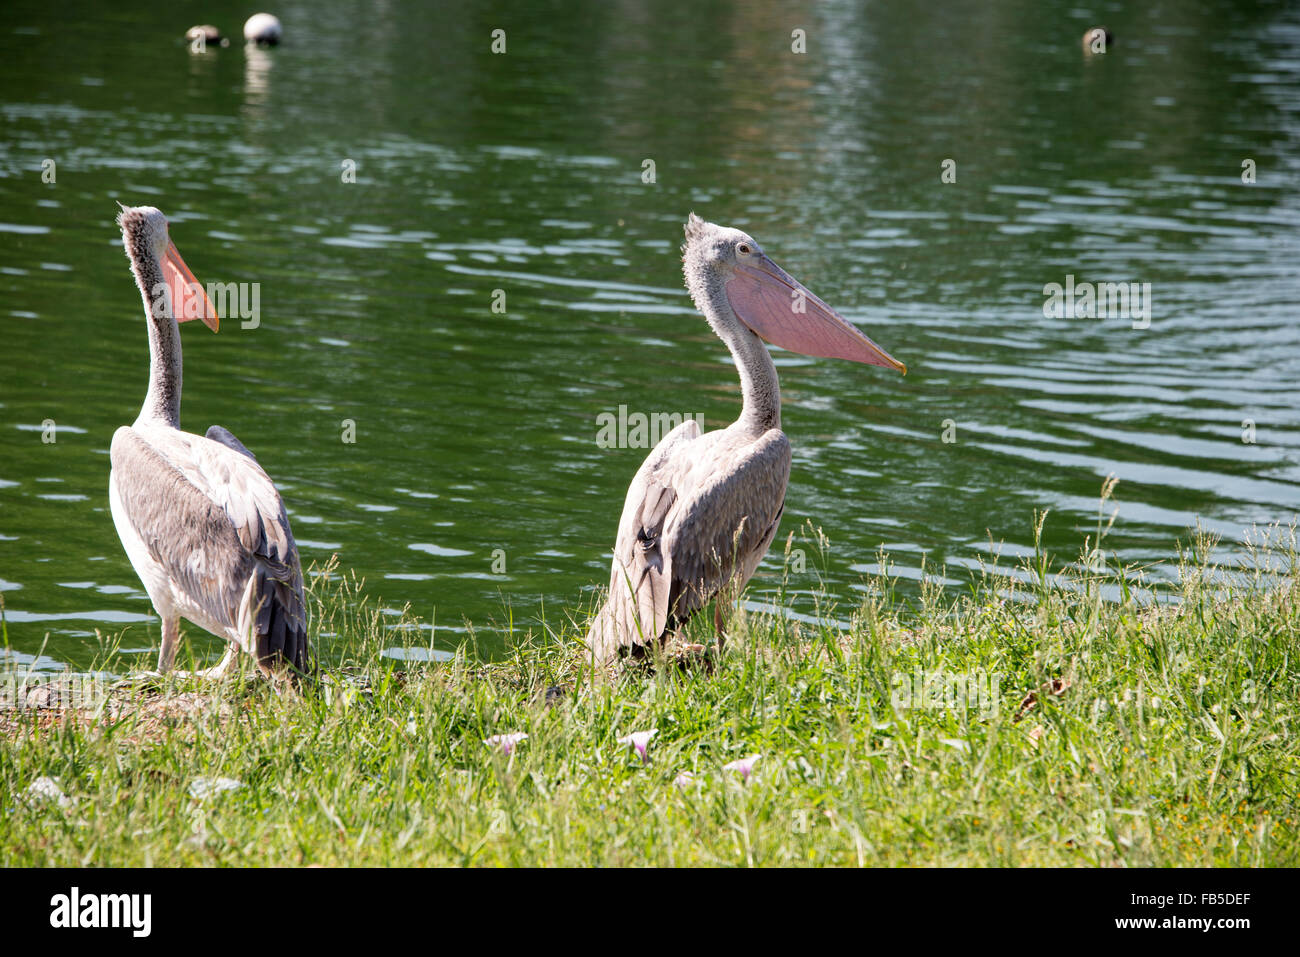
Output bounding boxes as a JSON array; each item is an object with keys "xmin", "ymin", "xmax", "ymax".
[{"xmin": 253, "ymin": 564, "xmax": 311, "ymax": 677}]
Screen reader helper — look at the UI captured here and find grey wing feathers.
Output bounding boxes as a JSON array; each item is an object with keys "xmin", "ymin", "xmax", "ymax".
[
  {"xmin": 585, "ymin": 475, "xmax": 677, "ymax": 660},
  {"xmin": 661, "ymin": 430, "xmax": 790, "ymax": 621},
  {"xmin": 585, "ymin": 420, "xmax": 698, "ymax": 661},
  {"xmin": 111, "ymin": 429, "xmax": 251, "ymax": 634},
  {"xmin": 586, "ymin": 421, "xmax": 791, "ymax": 663},
  {"xmin": 111, "ymin": 426, "xmax": 310, "ymax": 673}
]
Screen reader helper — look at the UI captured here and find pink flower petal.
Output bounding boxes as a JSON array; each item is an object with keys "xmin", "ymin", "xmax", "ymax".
[
  {"xmin": 616, "ymin": 729, "xmax": 658, "ymax": 763},
  {"xmin": 723, "ymin": 755, "xmax": 760, "ymax": 780},
  {"xmin": 484, "ymin": 732, "xmax": 528, "ymax": 755}
]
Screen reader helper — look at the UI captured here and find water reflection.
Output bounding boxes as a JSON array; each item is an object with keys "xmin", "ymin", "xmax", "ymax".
[{"xmin": 243, "ymin": 45, "xmax": 274, "ymax": 107}]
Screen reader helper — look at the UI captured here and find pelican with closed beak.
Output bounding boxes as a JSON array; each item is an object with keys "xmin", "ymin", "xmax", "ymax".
[
  {"xmin": 109, "ymin": 205, "xmax": 308, "ymax": 680},
  {"xmin": 585, "ymin": 214, "xmax": 905, "ymax": 665}
]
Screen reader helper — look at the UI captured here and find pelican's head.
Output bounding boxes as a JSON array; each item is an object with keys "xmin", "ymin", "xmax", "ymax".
[
  {"xmin": 117, "ymin": 204, "xmax": 218, "ymax": 331},
  {"xmin": 681, "ymin": 213, "xmax": 905, "ymax": 373}
]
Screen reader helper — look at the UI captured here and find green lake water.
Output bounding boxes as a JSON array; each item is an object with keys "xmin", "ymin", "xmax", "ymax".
[{"xmin": 2, "ymin": 0, "xmax": 1299, "ymax": 670}]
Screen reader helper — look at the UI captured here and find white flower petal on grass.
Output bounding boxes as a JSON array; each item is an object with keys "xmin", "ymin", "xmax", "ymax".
[
  {"xmin": 673, "ymin": 771, "xmax": 697, "ymax": 789},
  {"xmin": 617, "ymin": 729, "xmax": 658, "ymax": 763},
  {"xmin": 485, "ymin": 732, "xmax": 528, "ymax": 755},
  {"xmin": 189, "ymin": 776, "xmax": 243, "ymax": 800},
  {"xmin": 25, "ymin": 776, "xmax": 71, "ymax": 808},
  {"xmin": 723, "ymin": 755, "xmax": 760, "ymax": 781}
]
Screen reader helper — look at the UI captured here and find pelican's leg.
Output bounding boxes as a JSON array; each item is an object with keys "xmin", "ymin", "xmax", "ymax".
[
  {"xmin": 713, "ymin": 601, "xmax": 728, "ymax": 654},
  {"xmin": 192, "ymin": 645, "xmax": 240, "ymax": 680},
  {"xmin": 714, "ymin": 575, "xmax": 744, "ymax": 655},
  {"xmin": 157, "ymin": 617, "xmax": 180, "ymax": 673},
  {"xmin": 110, "ymin": 619, "xmax": 176, "ymax": 687}
]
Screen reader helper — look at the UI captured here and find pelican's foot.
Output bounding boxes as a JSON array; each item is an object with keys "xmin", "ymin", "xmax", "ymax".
[
  {"xmin": 662, "ymin": 639, "xmax": 713, "ymax": 673},
  {"xmin": 165, "ymin": 669, "xmax": 236, "ymax": 681},
  {"xmin": 111, "ymin": 669, "xmax": 164, "ymax": 687},
  {"xmin": 177, "ymin": 647, "xmax": 245, "ymax": 682},
  {"xmin": 113, "ymin": 655, "xmax": 247, "ymax": 688},
  {"xmin": 109, "ymin": 669, "xmax": 206, "ymax": 691}
]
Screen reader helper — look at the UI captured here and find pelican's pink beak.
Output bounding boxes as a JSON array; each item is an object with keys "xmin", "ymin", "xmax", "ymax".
[
  {"xmin": 725, "ymin": 256, "xmax": 905, "ymax": 373},
  {"xmin": 163, "ymin": 240, "xmax": 219, "ymax": 332}
]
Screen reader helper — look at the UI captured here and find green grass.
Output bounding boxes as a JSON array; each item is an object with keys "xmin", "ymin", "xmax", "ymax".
[{"xmin": 2, "ymin": 512, "xmax": 1298, "ymax": 867}]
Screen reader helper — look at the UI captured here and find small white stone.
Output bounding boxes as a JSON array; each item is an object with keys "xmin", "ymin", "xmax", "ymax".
[
  {"xmin": 189, "ymin": 776, "xmax": 243, "ymax": 799},
  {"xmin": 25, "ymin": 776, "xmax": 71, "ymax": 808}
]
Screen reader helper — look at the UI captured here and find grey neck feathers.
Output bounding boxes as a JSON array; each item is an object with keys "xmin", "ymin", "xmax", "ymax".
[
  {"xmin": 690, "ymin": 267, "xmax": 782, "ymax": 434},
  {"xmin": 129, "ymin": 238, "xmax": 182, "ymax": 427}
]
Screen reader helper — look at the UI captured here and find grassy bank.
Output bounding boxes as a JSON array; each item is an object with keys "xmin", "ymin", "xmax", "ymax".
[{"xmin": 2, "ymin": 517, "xmax": 1298, "ymax": 867}]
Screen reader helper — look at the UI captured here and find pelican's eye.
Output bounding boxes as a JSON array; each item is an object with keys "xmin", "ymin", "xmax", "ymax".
[{"xmin": 737, "ymin": 242, "xmax": 752, "ymax": 255}]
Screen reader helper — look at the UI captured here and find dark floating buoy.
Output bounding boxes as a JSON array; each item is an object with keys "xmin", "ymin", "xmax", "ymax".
[
  {"xmin": 244, "ymin": 13, "xmax": 283, "ymax": 47},
  {"xmin": 1082, "ymin": 27, "xmax": 1113, "ymax": 56},
  {"xmin": 185, "ymin": 25, "xmax": 228, "ymax": 51}
]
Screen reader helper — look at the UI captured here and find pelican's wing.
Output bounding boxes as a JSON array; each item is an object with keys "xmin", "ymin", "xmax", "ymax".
[
  {"xmin": 205, "ymin": 424, "xmax": 259, "ymax": 462},
  {"xmin": 110, "ymin": 424, "xmax": 309, "ymax": 671},
  {"xmin": 585, "ymin": 419, "xmax": 699, "ymax": 661},
  {"xmin": 659, "ymin": 428, "xmax": 790, "ymax": 621},
  {"xmin": 585, "ymin": 422, "xmax": 791, "ymax": 662}
]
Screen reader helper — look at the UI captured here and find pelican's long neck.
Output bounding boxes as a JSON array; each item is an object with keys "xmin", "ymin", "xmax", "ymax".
[
  {"xmin": 699, "ymin": 278, "xmax": 781, "ymax": 435},
  {"xmin": 128, "ymin": 238, "xmax": 182, "ymax": 427}
]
